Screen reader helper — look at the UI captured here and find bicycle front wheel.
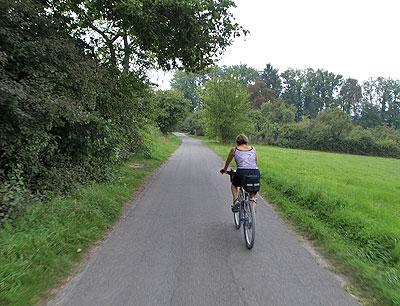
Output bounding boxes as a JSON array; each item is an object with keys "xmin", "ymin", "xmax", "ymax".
[{"xmin": 243, "ymin": 200, "xmax": 256, "ymax": 249}]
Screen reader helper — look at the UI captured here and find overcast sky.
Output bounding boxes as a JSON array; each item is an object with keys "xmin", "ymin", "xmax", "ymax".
[{"xmin": 152, "ymin": 0, "xmax": 400, "ymax": 89}]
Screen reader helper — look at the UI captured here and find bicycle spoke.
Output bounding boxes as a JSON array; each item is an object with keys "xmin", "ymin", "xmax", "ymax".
[{"xmin": 243, "ymin": 200, "xmax": 256, "ymax": 249}]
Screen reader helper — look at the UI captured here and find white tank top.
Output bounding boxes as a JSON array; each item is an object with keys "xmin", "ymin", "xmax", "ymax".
[{"xmin": 234, "ymin": 147, "xmax": 258, "ymax": 169}]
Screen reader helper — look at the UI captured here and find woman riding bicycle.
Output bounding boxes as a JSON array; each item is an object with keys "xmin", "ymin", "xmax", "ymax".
[{"xmin": 220, "ymin": 134, "xmax": 260, "ymax": 212}]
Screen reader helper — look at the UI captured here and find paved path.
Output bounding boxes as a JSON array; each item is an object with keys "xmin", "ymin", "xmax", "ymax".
[{"xmin": 49, "ymin": 133, "xmax": 358, "ymax": 306}]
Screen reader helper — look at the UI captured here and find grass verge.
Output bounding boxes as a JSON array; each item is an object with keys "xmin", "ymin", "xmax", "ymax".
[
  {"xmin": 0, "ymin": 134, "xmax": 181, "ymax": 306},
  {"xmin": 201, "ymin": 138, "xmax": 400, "ymax": 306}
]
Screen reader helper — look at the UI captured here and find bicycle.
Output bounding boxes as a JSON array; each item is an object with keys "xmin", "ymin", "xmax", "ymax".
[{"xmin": 224, "ymin": 169, "xmax": 259, "ymax": 249}]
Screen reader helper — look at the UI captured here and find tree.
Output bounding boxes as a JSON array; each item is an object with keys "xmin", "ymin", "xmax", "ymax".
[
  {"xmin": 260, "ymin": 63, "xmax": 282, "ymax": 97},
  {"xmin": 154, "ymin": 90, "xmax": 191, "ymax": 134},
  {"xmin": 221, "ymin": 64, "xmax": 260, "ymax": 86},
  {"xmin": 281, "ymin": 68, "xmax": 343, "ymax": 120},
  {"xmin": 248, "ymin": 81, "xmax": 276, "ymax": 109},
  {"xmin": 171, "ymin": 71, "xmax": 205, "ymax": 112},
  {"xmin": 310, "ymin": 108, "xmax": 353, "ymax": 151},
  {"xmin": 201, "ymin": 76, "xmax": 250, "ymax": 143},
  {"xmin": 362, "ymin": 77, "xmax": 400, "ymax": 128},
  {"xmin": 260, "ymin": 99, "xmax": 297, "ymax": 124},
  {"xmin": 59, "ymin": 0, "xmax": 247, "ymax": 72},
  {"xmin": 302, "ymin": 68, "xmax": 343, "ymax": 119},
  {"xmin": 170, "ymin": 64, "xmax": 259, "ymax": 111},
  {"xmin": 358, "ymin": 102, "xmax": 383, "ymax": 129},
  {"xmin": 178, "ymin": 110, "xmax": 205, "ymax": 136},
  {"xmin": 281, "ymin": 68, "xmax": 305, "ymax": 121},
  {"xmin": 339, "ymin": 78, "xmax": 362, "ymax": 118}
]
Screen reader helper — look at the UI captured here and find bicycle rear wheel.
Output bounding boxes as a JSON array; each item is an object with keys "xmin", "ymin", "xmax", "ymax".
[
  {"xmin": 233, "ymin": 210, "xmax": 241, "ymax": 229},
  {"xmin": 243, "ymin": 200, "xmax": 256, "ymax": 249},
  {"xmin": 233, "ymin": 190, "xmax": 243, "ymax": 229}
]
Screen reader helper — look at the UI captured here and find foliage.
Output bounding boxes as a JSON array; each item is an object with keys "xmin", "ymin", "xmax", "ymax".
[
  {"xmin": 171, "ymin": 71, "xmax": 205, "ymax": 111},
  {"xmin": 200, "ymin": 75, "xmax": 250, "ymax": 143},
  {"xmin": 362, "ymin": 77, "xmax": 400, "ymax": 129},
  {"xmin": 308, "ymin": 108, "xmax": 353, "ymax": 152},
  {"xmin": 303, "ymin": 68, "xmax": 343, "ymax": 118},
  {"xmin": 60, "ymin": 0, "xmax": 247, "ymax": 72},
  {"xmin": 171, "ymin": 64, "xmax": 259, "ymax": 111},
  {"xmin": 217, "ymin": 64, "xmax": 260, "ymax": 85},
  {"xmin": 248, "ymin": 81, "xmax": 276, "ymax": 109},
  {"xmin": 260, "ymin": 99, "xmax": 297, "ymax": 124},
  {"xmin": 0, "ymin": 134, "xmax": 181, "ymax": 305},
  {"xmin": 281, "ymin": 68, "xmax": 305, "ymax": 121},
  {"xmin": 2, "ymin": 0, "xmax": 245, "ymax": 223},
  {"xmin": 0, "ymin": 1, "xmax": 122, "ymax": 215},
  {"xmin": 260, "ymin": 63, "xmax": 282, "ymax": 97},
  {"xmin": 170, "ymin": 63, "xmax": 400, "ymax": 159},
  {"xmin": 339, "ymin": 78, "xmax": 362, "ymax": 117},
  {"xmin": 154, "ymin": 90, "xmax": 191, "ymax": 134},
  {"xmin": 178, "ymin": 111, "xmax": 205, "ymax": 136},
  {"xmin": 252, "ymin": 106, "xmax": 400, "ymax": 158}
]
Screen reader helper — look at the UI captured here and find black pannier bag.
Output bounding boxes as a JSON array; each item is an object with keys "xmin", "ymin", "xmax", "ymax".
[{"xmin": 243, "ymin": 174, "xmax": 260, "ymax": 193}]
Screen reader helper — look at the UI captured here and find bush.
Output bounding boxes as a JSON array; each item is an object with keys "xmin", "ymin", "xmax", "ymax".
[
  {"xmin": 178, "ymin": 111, "xmax": 205, "ymax": 136},
  {"xmin": 0, "ymin": 2, "xmax": 156, "ymax": 223},
  {"xmin": 255, "ymin": 107, "xmax": 400, "ymax": 159},
  {"xmin": 153, "ymin": 90, "xmax": 191, "ymax": 134}
]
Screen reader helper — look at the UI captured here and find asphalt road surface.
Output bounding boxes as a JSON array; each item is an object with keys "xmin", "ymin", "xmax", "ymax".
[{"xmin": 48, "ymin": 133, "xmax": 358, "ymax": 306}]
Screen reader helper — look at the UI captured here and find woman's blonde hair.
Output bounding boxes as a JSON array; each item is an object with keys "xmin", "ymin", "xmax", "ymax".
[{"xmin": 236, "ymin": 134, "xmax": 248, "ymax": 145}]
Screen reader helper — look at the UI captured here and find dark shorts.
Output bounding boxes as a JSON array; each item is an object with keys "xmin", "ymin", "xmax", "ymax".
[{"xmin": 232, "ymin": 169, "xmax": 260, "ymax": 187}]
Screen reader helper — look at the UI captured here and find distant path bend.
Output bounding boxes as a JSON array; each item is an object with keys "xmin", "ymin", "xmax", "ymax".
[{"xmin": 49, "ymin": 133, "xmax": 358, "ymax": 306}]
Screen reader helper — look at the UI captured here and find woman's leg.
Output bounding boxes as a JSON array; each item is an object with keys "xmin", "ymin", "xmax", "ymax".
[{"xmin": 231, "ymin": 183, "xmax": 238, "ymax": 200}]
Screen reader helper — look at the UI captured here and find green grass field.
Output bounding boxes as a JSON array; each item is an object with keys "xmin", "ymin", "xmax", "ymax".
[
  {"xmin": 203, "ymin": 138, "xmax": 400, "ymax": 306},
  {"xmin": 0, "ymin": 135, "xmax": 181, "ymax": 306}
]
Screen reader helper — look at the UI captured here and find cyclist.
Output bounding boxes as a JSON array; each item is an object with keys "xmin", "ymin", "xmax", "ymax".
[{"xmin": 220, "ymin": 134, "xmax": 260, "ymax": 212}]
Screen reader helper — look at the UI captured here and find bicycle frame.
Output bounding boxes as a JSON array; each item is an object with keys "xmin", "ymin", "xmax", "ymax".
[
  {"xmin": 238, "ymin": 187, "xmax": 246, "ymax": 223},
  {"xmin": 226, "ymin": 169, "xmax": 256, "ymax": 249},
  {"xmin": 239, "ymin": 188, "xmax": 253, "ymax": 227}
]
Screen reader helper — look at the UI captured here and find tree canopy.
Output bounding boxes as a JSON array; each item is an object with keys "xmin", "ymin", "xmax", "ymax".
[
  {"xmin": 0, "ymin": 0, "xmax": 247, "ymax": 223},
  {"xmin": 201, "ymin": 75, "xmax": 250, "ymax": 143},
  {"xmin": 59, "ymin": 0, "xmax": 247, "ymax": 72}
]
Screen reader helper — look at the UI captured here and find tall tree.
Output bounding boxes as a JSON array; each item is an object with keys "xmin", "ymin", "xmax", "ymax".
[
  {"xmin": 281, "ymin": 68, "xmax": 305, "ymax": 121},
  {"xmin": 260, "ymin": 63, "xmax": 282, "ymax": 97},
  {"xmin": 171, "ymin": 71, "xmax": 205, "ymax": 111},
  {"xmin": 171, "ymin": 64, "xmax": 258, "ymax": 111},
  {"xmin": 358, "ymin": 102, "xmax": 381, "ymax": 129},
  {"xmin": 302, "ymin": 69, "xmax": 343, "ymax": 118},
  {"xmin": 222, "ymin": 64, "xmax": 260, "ymax": 85},
  {"xmin": 201, "ymin": 76, "xmax": 250, "ymax": 143},
  {"xmin": 339, "ymin": 78, "xmax": 362, "ymax": 119},
  {"xmin": 248, "ymin": 81, "xmax": 276, "ymax": 109},
  {"xmin": 59, "ymin": 0, "xmax": 247, "ymax": 72},
  {"xmin": 362, "ymin": 77, "xmax": 400, "ymax": 128}
]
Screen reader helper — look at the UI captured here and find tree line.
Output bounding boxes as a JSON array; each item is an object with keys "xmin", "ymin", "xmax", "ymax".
[
  {"xmin": 176, "ymin": 64, "xmax": 400, "ymax": 157},
  {"xmin": 0, "ymin": 0, "xmax": 244, "ymax": 223}
]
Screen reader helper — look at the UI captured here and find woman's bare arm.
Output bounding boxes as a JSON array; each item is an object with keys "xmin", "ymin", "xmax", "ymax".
[{"xmin": 221, "ymin": 147, "xmax": 236, "ymax": 173}]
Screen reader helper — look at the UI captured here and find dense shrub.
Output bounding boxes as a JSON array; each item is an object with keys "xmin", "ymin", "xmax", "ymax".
[
  {"xmin": 0, "ymin": 2, "xmax": 155, "ymax": 223},
  {"xmin": 178, "ymin": 111, "xmax": 205, "ymax": 136},
  {"xmin": 153, "ymin": 90, "xmax": 191, "ymax": 134},
  {"xmin": 255, "ymin": 108, "xmax": 400, "ymax": 158}
]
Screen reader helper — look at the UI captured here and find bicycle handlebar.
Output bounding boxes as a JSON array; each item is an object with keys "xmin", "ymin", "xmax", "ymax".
[{"xmin": 221, "ymin": 169, "xmax": 236, "ymax": 176}]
